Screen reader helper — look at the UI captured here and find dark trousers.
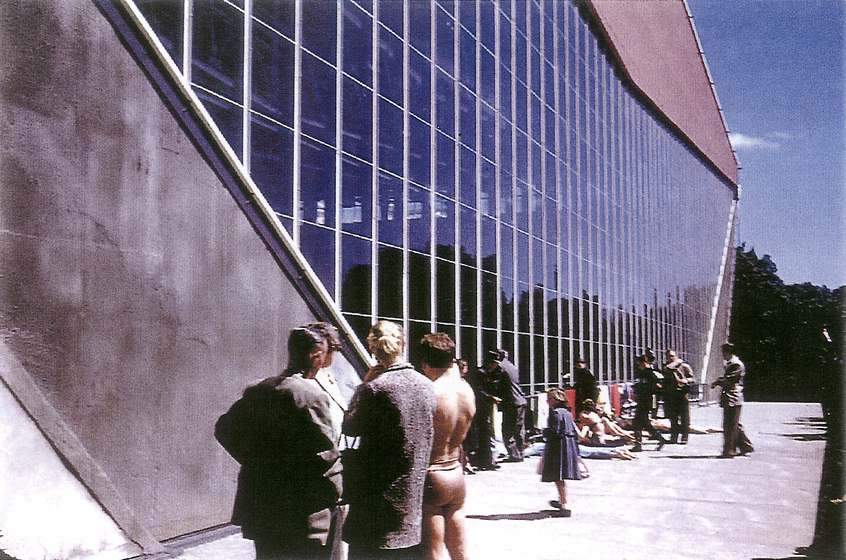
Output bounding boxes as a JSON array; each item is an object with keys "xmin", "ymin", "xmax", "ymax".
[
  {"xmin": 665, "ymin": 393, "xmax": 690, "ymax": 442},
  {"xmin": 502, "ymin": 404, "xmax": 526, "ymax": 460},
  {"xmin": 632, "ymin": 401, "xmax": 665, "ymax": 444},
  {"xmin": 471, "ymin": 405, "xmax": 496, "ymax": 467},
  {"xmin": 722, "ymin": 405, "xmax": 753, "ymax": 455}
]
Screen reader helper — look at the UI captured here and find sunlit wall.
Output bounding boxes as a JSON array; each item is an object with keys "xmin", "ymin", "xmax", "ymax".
[{"xmin": 136, "ymin": 0, "xmax": 735, "ymax": 392}]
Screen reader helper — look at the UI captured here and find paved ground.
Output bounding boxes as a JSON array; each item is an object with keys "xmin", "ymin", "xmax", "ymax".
[{"xmin": 160, "ymin": 402, "xmax": 827, "ymax": 560}]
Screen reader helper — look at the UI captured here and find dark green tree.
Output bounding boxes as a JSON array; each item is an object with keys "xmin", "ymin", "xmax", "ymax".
[{"xmin": 731, "ymin": 244, "xmax": 845, "ymax": 402}]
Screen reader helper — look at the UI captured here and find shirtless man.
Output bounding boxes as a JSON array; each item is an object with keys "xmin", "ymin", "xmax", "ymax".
[{"xmin": 418, "ymin": 333, "xmax": 476, "ymax": 560}]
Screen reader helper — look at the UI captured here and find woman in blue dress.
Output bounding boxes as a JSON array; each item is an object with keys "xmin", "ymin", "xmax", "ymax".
[{"xmin": 541, "ymin": 388, "xmax": 582, "ymax": 517}]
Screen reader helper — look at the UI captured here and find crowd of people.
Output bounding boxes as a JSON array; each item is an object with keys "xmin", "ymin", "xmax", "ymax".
[{"xmin": 215, "ymin": 319, "xmax": 751, "ymax": 560}]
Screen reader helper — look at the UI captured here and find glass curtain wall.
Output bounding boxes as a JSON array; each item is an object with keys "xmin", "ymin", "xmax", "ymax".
[{"xmin": 136, "ymin": 0, "xmax": 734, "ymax": 393}]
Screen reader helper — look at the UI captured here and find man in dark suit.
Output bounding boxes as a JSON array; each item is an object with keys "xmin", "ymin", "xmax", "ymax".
[{"xmin": 488, "ymin": 349, "xmax": 527, "ymax": 463}]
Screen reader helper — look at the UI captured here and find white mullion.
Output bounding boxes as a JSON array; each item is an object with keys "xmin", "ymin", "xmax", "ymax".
[
  {"xmin": 371, "ymin": 2, "xmax": 380, "ymax": 325},
  {"xmin": 429, "ymin": 0, "xmax": 437, "ymax": 332},
  {"xmin": 525, "ymin": 0, "xmax": 534, "ymax": 387},
  {"xmin": 402, "ymin": 0, "xmax": 410, "ymax": 335},
  {"xmin": 494, "ymin": 0, "xmax": 502, "ymax": 350},
  {"xmin": 452, "ymin": 2, "xmax": 460, "ymax": 346},
  {"xmin": 242, "ymin": 0, "xmax": 253, "ymax": 170},
  {"xmin": 509, "ymin": 0, "xmax": 518, "ymax": 358},
  {"xmin": 553, "ymin": 0, "xmax": 563, "ymax": 387},
  {"xmin": 334, "ymin": 0, "xmax": 343, "ymax": 303},
  {"xmin": 183, "ymin": 0, "xmax": 193, "ymax": 83},
  {"xmin": 475, "ymin": 0, "xmax": 483, "ymax": 358},
  {"xmin": 293, "ymin": 0, "xmax": 303, "ymax": 247}
]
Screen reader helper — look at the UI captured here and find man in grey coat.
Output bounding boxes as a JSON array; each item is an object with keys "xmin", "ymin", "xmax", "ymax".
[{"xmin": 488, "ymin": 349, "xmax": 527, "ymax": 462}]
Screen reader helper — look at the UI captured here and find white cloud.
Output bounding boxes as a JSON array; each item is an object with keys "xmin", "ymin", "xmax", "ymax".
[{"xmin": 728, "ymin": 132, "xmax": 781, "ymax": 150}]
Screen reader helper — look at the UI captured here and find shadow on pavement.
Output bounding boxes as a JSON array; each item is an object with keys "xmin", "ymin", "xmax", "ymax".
[{"xmin": 466, "ymin": 511, "xmax": 556, "ymax": 521}]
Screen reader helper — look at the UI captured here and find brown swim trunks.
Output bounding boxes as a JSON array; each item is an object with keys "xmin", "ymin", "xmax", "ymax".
[{"xmin": 423, "ymin": 458, "xmax": 466, "ymax": 508}]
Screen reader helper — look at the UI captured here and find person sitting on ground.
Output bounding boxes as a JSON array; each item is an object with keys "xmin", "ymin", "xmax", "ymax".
[
  {"xmin": 419, "ymin": 333, "xmax": 476, "ymax": 560},
  {"xmin": 577, "ymin": 399, "xmax": 635, "ymax": 446}
]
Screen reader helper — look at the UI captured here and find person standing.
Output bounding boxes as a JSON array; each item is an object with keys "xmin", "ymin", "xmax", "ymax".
[
  {"xmin": 418, "ymin": 334, "xmax": 475, "ymax": 560},
  {"xmin": 662, "ymin": 349, "xmax": 695, "ymax": 444},
  {"xmin": 464, "ymin": 362, "xmax": 501, "ymax": 470},
  {"xmin": 342, "ymin": 321, "xmax": 435, "ymax": 559},
  {"xmin": 630, "ymin": 354, "xmax": 667, "ymax": 452},
  {"xmin": 489, "ymin": 349, "xmax": 527, "ymax": 462},
  {"xmin": 215, "ymin": 327, "xmax": 342, "ymax": 560},
  {"xmin": 573, "ymin": 358, "xmax": 599, "ymax": 417},
  {"xmin": 711, "ymin": 343, "xmax": 754, "ymax": 458},
  {"xmin": 541, "ymin": 388, "xmax": 583, "ymax": 517}
]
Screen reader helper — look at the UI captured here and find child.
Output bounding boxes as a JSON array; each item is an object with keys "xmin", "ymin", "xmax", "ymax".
[{"xmin": 540, "ymin": 388, "xmax": 582, "ymax": 517}]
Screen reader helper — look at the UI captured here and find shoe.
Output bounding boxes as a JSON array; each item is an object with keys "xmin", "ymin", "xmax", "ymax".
[
  {"xmin": 631, "ymin": 444, "xmax": 643, "ymax": 452},
  {"xmin": 500, "ymin": 457, "xmax": 523, "ymax": 463},
  {"xmin": 549, "ymin": 501, "xmax": 571, "ymax": 517},
  {"xmin": 657, "ymin": 438, "xmax": 666, "ymax": 451},
  {"xmin": 739, "ymin": 445, "xmax": 754, "ymax": 455},
  {"xmin": 464, "ymin": 466, "xmax": 476, "ymax": 475},
  {"xmin": 478, "ymin": 464, "xmax": 500, "ymax": 471},
  {"xmin": 680, "ymin": 438, "xmax": 688, "ymax": 445},
  {"xmin": 718, "ymin": 452, "xmax": 736, "ymax": 459},
  {"xmin": 669, "ymin": 437, "xmax": 678, "ymax": 445}
]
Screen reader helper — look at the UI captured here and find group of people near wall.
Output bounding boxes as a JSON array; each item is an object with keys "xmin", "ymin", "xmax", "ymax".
[
  {"xmin": 215, "ymin": 320, "xmax": 753, "ymax": 559},
  {"xmin": 216, "ymin": 321, "xmax": 477, "ymax": 560}
]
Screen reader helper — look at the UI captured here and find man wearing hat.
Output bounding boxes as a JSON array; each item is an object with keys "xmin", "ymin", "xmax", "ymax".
[{"xmin": 487, "ymin": 349, "xmax": 527, "ymax": 462}]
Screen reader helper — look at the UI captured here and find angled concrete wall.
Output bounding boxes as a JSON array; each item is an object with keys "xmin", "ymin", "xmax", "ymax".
[{"xmin": 0, "ymin": 0, "xmax": 339, "ymax": 554}]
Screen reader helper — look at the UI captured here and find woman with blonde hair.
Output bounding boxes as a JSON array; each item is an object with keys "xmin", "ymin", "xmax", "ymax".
[
  {"xmin": 343, "ymin": 321, "xmax": 436, "ymax": 559},
  {"xmin": 540, "ymin": 388, "xmax": 582, "ymax": 517}
]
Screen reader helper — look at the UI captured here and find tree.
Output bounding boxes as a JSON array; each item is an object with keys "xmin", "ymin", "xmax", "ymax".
[{"xmin": 731, "ymin": 244, "xmax": 845, "ymax": 402}]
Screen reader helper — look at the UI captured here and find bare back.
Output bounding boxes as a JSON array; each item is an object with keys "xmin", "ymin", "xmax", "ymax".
[{"xmin": 430, "ymin": 365, "xmax": 476, "ymax": 464}]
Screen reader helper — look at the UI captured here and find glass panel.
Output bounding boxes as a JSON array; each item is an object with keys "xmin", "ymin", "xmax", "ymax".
[
  {"xmin": 479, "ymin": 0, "xmax": 495, "ymax": 51},
  {"xmin": 378, "ymin": 99, "xmax": 403, "ymax": 175},
  {"xmin": 301, "ymin": 52, "xmax": 336, "ymax": 145},
  {"xmin": 343, "ymin": 1, "xmax": 373, "ymax": 86},
  {"xmin": 480, "ymin": 104, "xmax": 496, "ymax": 162},
  {"xmin": 436, "ymin": 257, "xmax": 456, "ymax": 323},
  {"xmin": 502, "ymin": 277, "xmax": 515, "ymax": 332},
  {"xmin": 459, "ymin": 146, "xmax": 476, "ymax": 207},
  {"xmin": 459, "ymin": 27, "xmax": 475, "ymax": 91},
  {"xmin": 379, "ymin": 26, "xmax": 403, "ymax": 105},
  {"xmin": 342, "ymin": 77, "xmax": 373, "ymax": 161},
  {"xmin": 377, "ymin": 171, "xmax": 403, "ymax": 246},
  {"xmin": 409, "ymin": 49, "xmax": 432, "ymax": 122},
  {"xmin": 193, "ymin": 2, "xmax": 243, "ymax": 102},
  {"xmin": 341, "ymin": 235, "xmax": 372, "ymax": 315},
  {"xmin": 341, "ymin": 156, "xmax": 372, "ymax": 237},
  {"xmin": 500, "ymin": 224, "xmax": 514, "ymax": 278},
  {"xmin": 436, "ymin": 5, "xmax": 455, "ymax": 76},
  {"xmin": 196, "ymin": 90, "xmax": 243, "ymax": 159},
  {"xmin": 460, "ymin": 265, "xmax": 477, "ymax": 324},
  {"xmin": 500, "ymin": 66, "xmax": 512, "ymax": 124},
  {"xmin": 300, "ymin": 223, "xmax": 335, "ymax": 297},
  {"xmin": 459, "ymin": 87, "xmax": 476, "ymax": 150},
  {"xmin": 515, "ymin": 179, "xmax": 529, "ymax": 231},
  {"xmin": 408, "ymin": 1, "xmax": 432, "ymax": 58},
  {"xmin": 436, "ymin": 132, "xmax": 455, "ymax": 198},
  {"xmin": 252, "ymin": 23, "xmax": 294, "ymax": 127},
  {"xmin": 302, "ymin": 0, "xmax": 337, "ymax": 64},
  {"xmin": 251, "ymin": 115, "xmax": 294, "ymax": 219},
  {"xmin": 379, "ymin": 0, "xmax": 403, "ymax": 36},
  {"xmin": 409, "ymin": 116, "xmax": 431, "ymax": 188},
  {"xmin": 408, "ymin": 254, "xmax": 431, "ymax": 321},
  {"xmin": 254, "ymin": 1, "xmax": 295, "ymax": 40},
  {"xmin": 408, "ymin": 184, "xmax": 432, "ymax": 254},
  {"xmin": 377, "ymin": 244, "xmax": 403, "ymax": 319},
  {"xmin": 436, "ymin": 69, "xmax": 455, "ymax": 138},
  {"xmin": 435, "ymin": 194, "xmax": 455, "ymax": 249},
  {"xmin": 459, "ymin": 205, "xmax": 476, "ymax": 261},
  {"xmin": 481, "ymin": 271, "xmax": 497, "ymax": 328},
  {"xmin": 481, "ymin": 215, "xmax": 496, "ymax": 270},
  {"xmin": 300, "ymin": 137, "xmax": 335, "ymax": 226},
  {"xmin": 459, "ymin": 0, "xmax": 475, "ymax": 36},
  {"xmin": 136, "ymin": 0, "xmax": 182, "ymax": 65},
  {"xmin": 480, "ymin": 159, "xmax": 496, "ymax": 217}
]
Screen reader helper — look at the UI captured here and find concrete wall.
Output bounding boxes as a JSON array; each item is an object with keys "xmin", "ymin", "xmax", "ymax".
[{"xmin": 0, "ymin": 0, "xmax": 334, "ymax": 553}]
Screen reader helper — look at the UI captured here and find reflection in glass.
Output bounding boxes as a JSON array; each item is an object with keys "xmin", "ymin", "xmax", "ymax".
[
  {"xmin": 378, "ymin": 172, "xmax": 402, "ymax": 247},
  {"xmin": 300, "ymin": 223, "xmax": 335, "ymax": 298},
  {"xmin": 341, "ymin": 233, "xmax": 371, "ymax": 315},
  {"xmin": 251, "ymin": 116, "xmax": 294, "ymax": 220},
  {"xmin": 341, "ymin": 156, "xmax": 372, "ymax": 237}
]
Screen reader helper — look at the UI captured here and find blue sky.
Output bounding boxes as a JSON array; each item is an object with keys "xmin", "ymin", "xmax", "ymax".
[{"xmin": 687, "ymin": 0, "xmax": 845, "ymax": 288}]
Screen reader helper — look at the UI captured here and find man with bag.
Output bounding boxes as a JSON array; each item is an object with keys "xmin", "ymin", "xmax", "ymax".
[{"xmin": 662, "ymin": 349, "xmax": 695, "ymax": 444}]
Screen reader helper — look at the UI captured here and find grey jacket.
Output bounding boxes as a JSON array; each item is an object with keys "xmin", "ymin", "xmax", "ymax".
[{"xmin": 342, "ymin": 363, "xmax": 435, "ymax": 549}]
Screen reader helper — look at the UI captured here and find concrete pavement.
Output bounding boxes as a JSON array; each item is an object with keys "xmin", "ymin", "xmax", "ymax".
[{"xmin": 157, "ymin": 402, "xmax": 826, "ymax": 560}]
